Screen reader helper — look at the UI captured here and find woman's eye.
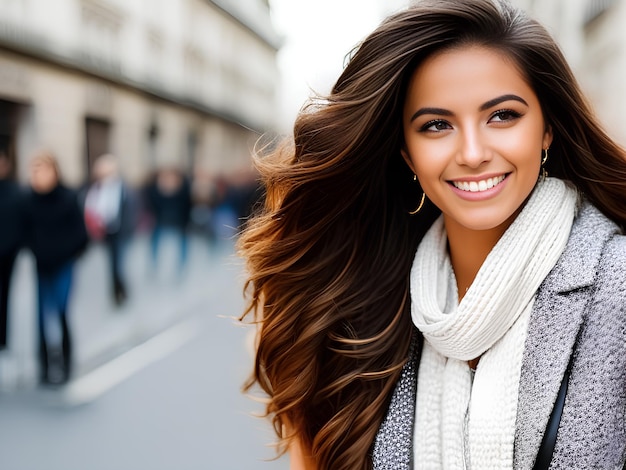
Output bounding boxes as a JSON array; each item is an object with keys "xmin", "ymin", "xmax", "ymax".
[
  {"xmin": 490, "ymin": 109, "xmax": 521, "ymax": 122},
  {"xmin": 420, "ymin": 120, "xmax": 451, "ymax": 132}
]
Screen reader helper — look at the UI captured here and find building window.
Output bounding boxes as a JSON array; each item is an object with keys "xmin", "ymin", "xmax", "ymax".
[
  {"xmin": 0, "ymin": 99, "xmax": 19, "ymax": 177},
  {"xmin": 147, "ymin": 122, "xmax": 159, "ymax": 168},
  {"xmin": 80, "ymin": 0, "xmax": 122, "ymax": 73},
  {"xmin": 146, "ymin": 28, "xmax": 164, "ymax": 85},
  {"xmin": 186, "ymin": 130, "xmax": 198, "ymax": 171},
  {"xmin": 85, "ymin": 117, "xmax": 110, "ymax": 179}
]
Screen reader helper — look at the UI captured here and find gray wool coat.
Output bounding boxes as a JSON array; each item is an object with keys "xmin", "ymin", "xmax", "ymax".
[{"xmin": 372, "ymin": 202, "xmax": 626, "ymax": 469}]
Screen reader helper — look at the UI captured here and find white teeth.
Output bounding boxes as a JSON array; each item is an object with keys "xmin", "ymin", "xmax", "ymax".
[{"xmin": 452, "ymin": 175, "xmax": 506, "ymax": 192}]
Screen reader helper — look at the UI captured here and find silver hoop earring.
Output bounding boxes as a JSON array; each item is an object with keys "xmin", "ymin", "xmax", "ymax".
[{"xmin": 409, "ymin": 192, "xmax": 426, "ymax": 215}]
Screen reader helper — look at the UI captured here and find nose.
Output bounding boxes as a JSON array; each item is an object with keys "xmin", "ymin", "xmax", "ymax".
[{"xmin": 456, "ymin": 126, "xmax": 491, "ymax": 168}]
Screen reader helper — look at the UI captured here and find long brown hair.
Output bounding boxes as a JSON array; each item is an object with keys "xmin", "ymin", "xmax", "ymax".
[{"xmin": 238, "ymin": 1, "xmax": 626, "ymax": 468}]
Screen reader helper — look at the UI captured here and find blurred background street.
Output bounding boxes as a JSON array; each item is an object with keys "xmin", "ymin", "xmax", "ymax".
[{"xmin": 0, "ymin": 234, "xmax": 288, "ymax": 469}]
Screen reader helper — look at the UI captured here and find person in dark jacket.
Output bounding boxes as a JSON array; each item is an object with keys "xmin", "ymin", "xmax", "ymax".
[
  {"xmin": 0, "ymin": 152, "xmax": 25, "ymax": 351},
  {"xmin": 144, "ymin": 166, "xmax": 192, "ymax": 276},
  {"xmin": 24, "ymin": 150, "xmax": 88, "ymax": 385}
]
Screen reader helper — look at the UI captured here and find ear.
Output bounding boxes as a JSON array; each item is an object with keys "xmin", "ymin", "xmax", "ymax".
[
  {"xmin": 543, "ymin": 124, "xmax": 553, "ymax": 149},
  {"xmin": 400, "ymin": 148, "xmax": 416, "ymax": 175}
]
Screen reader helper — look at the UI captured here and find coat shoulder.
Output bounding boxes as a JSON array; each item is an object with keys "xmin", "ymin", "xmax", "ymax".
[{"xmin": 552, "ymin": 220, "xmax": 626, "ymax": 468}]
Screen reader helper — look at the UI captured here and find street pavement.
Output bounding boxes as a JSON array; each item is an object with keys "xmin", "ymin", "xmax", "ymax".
[{"xmin": 0, "ymin": 232, "xmax": 289, "ymax": 469}]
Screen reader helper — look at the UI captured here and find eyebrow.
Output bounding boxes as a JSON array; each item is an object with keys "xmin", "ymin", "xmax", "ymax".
[
  {"xmin": 409, "ymin": 94, "xmax": 529, "ymax": 122},
  {"xmin": 479, "ymin": 94, "xmax": 528, "ymax": 111}
]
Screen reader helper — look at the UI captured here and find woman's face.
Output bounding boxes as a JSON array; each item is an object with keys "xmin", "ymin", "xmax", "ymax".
[
  {"xmin": 30, "ymin": 159, "xmax": 58, "ymax": 194},
  {"xmin": 402, "ymin": 45, "xmax": 552, "ymax": 235}
]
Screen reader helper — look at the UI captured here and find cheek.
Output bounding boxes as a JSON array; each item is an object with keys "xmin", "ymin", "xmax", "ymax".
[
  {"xmin": 409, "ymin": 143, "xmax": 449, "ymax": 182},
  {"xmin": 506, "ymin": 121, "xmax": 546, "ymax": 161},
  {"xmin": 510, "ymin": 139, "xmax": 542, "ymax": 175}
]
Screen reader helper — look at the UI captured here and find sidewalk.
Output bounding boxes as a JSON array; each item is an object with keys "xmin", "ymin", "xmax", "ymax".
[{"xmin": 0, "ymin": 231, "xmax": 243, "ymax": 390}]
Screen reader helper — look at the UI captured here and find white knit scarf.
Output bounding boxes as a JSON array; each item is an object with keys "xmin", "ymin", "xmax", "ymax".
[{"xmin": 411, "ymin": 178, "xmax": 578, "ymax": 469}]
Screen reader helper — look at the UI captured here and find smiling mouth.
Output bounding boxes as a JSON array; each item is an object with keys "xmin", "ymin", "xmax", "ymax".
[{"xmin": 451, "ymin": 174, "xmax": 507, "ymax": 192}]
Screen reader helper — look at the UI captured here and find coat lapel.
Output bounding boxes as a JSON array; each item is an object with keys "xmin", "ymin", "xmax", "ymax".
[{"xmin": 513, "ymin": 202, "xmax": 620, "ymax": 468}]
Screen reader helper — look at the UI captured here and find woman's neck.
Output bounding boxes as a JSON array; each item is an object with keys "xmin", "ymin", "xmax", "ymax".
[{"xmin": 444, "ymin": 215, "xmax": 515, "ymax": 302}]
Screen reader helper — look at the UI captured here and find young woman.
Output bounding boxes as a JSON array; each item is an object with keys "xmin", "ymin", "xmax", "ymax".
[
  {"xmin": 25, "ymin": 151, "xmax": 88, "ymax": 385},
  {"xmin": 238, "ymin": 1, "xmax": 626, "ymax": 468}
]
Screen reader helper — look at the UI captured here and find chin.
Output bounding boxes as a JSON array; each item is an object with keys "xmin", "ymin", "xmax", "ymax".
[{"xmin": 449, "ymin": 207, "xmax": 521, "ymax": 233}]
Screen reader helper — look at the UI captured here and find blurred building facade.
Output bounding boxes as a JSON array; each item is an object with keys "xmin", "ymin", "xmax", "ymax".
[
  {"xmin": 0, "ymin": 0, "xmax": 280, "ymax": 186},
  {"xmin": 510, "ymin": 0, "xmax": 626, "ymax": 146}
]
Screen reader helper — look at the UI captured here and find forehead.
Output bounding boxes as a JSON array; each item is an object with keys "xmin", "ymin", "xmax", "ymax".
[
  {"xmin": 32, "ymin": 158, "xmax": 54, "ymax": 169},
  {"xmin": 405, "ymin": 45, "xmax": 537, "ymax": 109}
]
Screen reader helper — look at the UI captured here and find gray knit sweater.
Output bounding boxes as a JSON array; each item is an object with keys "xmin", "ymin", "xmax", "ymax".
[{"xmin": 372, "ymin": 202, "xmax": 626, "ymax": 469}]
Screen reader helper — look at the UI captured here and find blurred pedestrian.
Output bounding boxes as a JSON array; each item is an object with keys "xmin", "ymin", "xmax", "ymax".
[
  {"xmin": 207, "ymin": 174, "xmax": 240, "ymax": 241},
  {"xmin": 144, "ymin": 166, "xmax": 192, "ymax": 276},
  {"xmin": 189, "ymin": 167, "xmax": 218, "ymax": 244},
  {"xmin": 84, "ymin": 154, "xmax": 136, "ymax": 306},
  {"xmin": 226, "ymin": 168, "xmax": 262, "ymax": 229},
  {"xmin": 0, "ymin": 151, "xmax": 25, "ymax": 351},
  {"xmin": 24, "ymin": 150, "xmax": 88, "ymax": 385}
]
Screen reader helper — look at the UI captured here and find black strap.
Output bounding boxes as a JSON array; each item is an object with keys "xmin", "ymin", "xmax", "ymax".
[{"xmin": 532, "ymin": 358, "xmax": 573, "ymax": 470}]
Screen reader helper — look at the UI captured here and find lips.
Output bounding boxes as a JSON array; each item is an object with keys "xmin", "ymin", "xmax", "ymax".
[{"xmin": 451, "ymin": 174, "xmax": 507, "ymax": 192}]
